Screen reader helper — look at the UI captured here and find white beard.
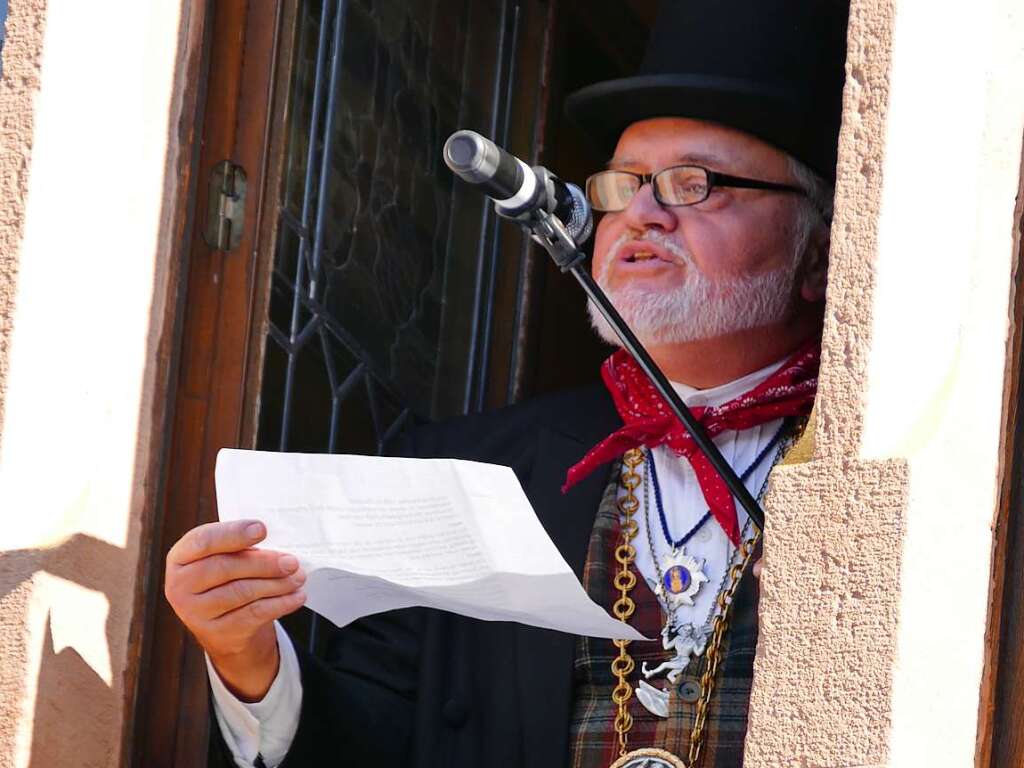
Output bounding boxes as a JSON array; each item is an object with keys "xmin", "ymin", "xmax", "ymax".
[{"xmin": 587, "ymin": 230, "xmax": 798, "ymax": 346}]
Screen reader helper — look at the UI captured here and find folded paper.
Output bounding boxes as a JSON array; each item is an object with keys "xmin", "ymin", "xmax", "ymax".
[{"xmin": 216, "ymin": 449, "xmax": 648, "ymax": 641}]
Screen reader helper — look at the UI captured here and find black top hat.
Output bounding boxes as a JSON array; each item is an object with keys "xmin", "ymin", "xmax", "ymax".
[{"xmin": 565, "ymin": 1, "xmax": 850, "ymax": 182}]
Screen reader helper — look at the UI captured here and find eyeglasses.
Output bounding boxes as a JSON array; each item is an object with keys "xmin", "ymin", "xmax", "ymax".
[{"xmin": 585, "ymin": 164, "xmax": 807, "ymax": 212}]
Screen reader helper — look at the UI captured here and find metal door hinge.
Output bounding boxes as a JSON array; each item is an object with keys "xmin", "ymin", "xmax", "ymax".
[{"xmin": 205, "ymin": 160, "xmax": 247, "ymax": 251}]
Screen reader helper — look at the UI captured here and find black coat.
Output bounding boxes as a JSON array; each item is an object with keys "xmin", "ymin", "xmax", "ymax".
[{"xmin": 214, "ymin": 384, "xmax": 625, "ymax": 767}]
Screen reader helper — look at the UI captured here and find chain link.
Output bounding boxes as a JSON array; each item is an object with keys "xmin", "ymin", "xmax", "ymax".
[
  {"xmin": 611, "ymin": 448, "xmax": 645, "ymax": 758},
  {"xmin": 610, "ymin": 423, "xmax": 795, "ymax": 768},
  {"xmin": 611, "ymin": 452, "xmax": 763, "ymax": 767},
  {"xmin": 687, "ymin": 529, "xmax": 761, "ymax": 768}
]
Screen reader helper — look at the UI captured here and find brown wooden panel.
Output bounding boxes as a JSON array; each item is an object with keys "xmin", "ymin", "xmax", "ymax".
[
  {"xmin": 240, "ymin": 2, "xmax": 299, "ymax": 449},
  {"xmin": 483, "ymin": 0, "xmax": 558, "ymax": 408},
  {"xmin": 978, "ymin": 149, "xmax": 1024, "ymax": 768},
  {"xmin": 131, "ymin": 2, "xmax": 285, "ymax": 766}
]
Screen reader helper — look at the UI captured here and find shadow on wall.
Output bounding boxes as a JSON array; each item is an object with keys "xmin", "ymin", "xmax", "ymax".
[
  {"xmin": 0, "ymin": 0, "xmax": 196, "ymax": 765},
  {"xmin": 0, "ymin": 535, "xmax": 131, "ymax": 766}
]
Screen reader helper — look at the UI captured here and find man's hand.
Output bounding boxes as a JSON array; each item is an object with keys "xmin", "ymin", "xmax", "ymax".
[{"xmin": 164, "ymin": 520, "xmax": 307, "ymax": 701}]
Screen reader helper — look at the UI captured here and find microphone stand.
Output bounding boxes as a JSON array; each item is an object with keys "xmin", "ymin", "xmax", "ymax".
[{"xmin": 516, "ymin": 208, "xmax": 767, "ymax": 533}]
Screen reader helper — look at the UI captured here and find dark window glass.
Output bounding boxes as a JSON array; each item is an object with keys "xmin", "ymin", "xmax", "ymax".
[{"xmin": 259, "ymin": 0, "xmax": 525, "ymax": 456}]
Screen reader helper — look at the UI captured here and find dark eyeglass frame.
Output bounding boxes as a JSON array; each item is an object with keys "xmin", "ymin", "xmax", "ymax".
[{"xmin": 585, "ymin": 164, "xmax": 808, "ymax": 212}]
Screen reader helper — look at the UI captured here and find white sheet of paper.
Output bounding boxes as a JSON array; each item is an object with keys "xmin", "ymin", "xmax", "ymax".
[{"xmin": 215, "ymin": 449, "xmax": 647, "ymax": 641}]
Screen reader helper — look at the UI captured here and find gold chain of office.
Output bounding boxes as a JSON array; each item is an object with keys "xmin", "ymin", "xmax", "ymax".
[{"xmin": 608, "ymin": 448, "xmax": 761, "ymax": 768}]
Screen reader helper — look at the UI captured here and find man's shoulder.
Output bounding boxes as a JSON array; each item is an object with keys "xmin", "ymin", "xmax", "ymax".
[{"xmin": 398, "ymin": 382, "xmax": 618, "ymax": 464}]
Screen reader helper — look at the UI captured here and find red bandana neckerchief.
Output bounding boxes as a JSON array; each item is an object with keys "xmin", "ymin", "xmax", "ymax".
[{"xmin": 563, "ymin": 339, "xmax": 820, "ymax": 545}]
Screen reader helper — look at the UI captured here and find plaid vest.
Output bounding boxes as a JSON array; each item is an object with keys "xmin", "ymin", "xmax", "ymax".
[{"xmin": 567, "ymin": 462, "xmax": 763, "ymax": 768}]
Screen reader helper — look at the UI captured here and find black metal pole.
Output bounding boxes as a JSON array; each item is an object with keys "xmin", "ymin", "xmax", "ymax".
[{"xmin": 521, "ymin": 208, "xmax": 767, "ymax": 532}]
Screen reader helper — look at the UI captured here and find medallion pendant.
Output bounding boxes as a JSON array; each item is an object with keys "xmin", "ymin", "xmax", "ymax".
[{"xmin": 609, "ymin": 747, "xmax": 689, "ymax": 768}]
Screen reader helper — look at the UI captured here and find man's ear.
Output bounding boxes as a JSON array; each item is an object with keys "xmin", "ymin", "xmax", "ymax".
[{"xmin": 799, "ymin": 223, "xmax": 830, "ymax": 303}]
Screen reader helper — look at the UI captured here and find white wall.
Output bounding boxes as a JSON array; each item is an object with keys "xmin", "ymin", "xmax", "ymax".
[
  {"xmin": 864, "ymin": 1, "xmax": 1024, "ymax": 765},
  {"xmin": 0, "ymin": 1, "xmax": 185, "ymax": 765}
]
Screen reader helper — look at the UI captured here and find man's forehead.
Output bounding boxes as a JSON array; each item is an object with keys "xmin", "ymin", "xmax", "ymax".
[
  {"xmin": 606, "ymin": 118, "xmax": 781, "ymax": 174},
  {"xmin": 605, "ymin": 150, "xmax": 731, "ymax": 171}
]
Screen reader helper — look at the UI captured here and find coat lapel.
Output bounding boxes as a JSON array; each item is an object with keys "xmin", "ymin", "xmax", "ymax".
[{"xmin": 514, "ymin": 388, "xmax": 621, "ymax": 767}]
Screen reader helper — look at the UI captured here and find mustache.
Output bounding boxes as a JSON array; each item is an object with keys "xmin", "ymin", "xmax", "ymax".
[{"xmin": 601, "ymin": 230, "xmax": 699, "ymax": 278}]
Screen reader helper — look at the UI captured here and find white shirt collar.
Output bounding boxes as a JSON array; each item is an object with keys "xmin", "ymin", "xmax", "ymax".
[{"xmin": 670, "ymin": 357, "xmax": 787, "ymax": 409}]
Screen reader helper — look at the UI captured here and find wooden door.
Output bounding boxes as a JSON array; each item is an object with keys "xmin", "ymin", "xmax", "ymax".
[
  {"xmin": 129, "ymin": 1, "xmax": 662, "ymax": 764},
  {"xmin": 129, "ymin": 0, "xmax": 648, "ymax": 764}
]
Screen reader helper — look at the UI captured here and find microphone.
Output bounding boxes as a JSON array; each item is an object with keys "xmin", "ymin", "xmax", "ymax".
[{"xmin": 443, "ymin": 130, "xmax": 593, "ymax": 244}]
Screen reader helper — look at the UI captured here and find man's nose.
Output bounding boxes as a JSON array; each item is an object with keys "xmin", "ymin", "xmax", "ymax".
[{"xmin": 620, "ymin": 182, "xmax": 677, "ymax": 232}]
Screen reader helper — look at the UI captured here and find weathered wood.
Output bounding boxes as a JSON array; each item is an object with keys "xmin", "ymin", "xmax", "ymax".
[
  {"xmin": 978, "ymin": 146, "xmax": 1024, "ymax": 768},
  {"xmin": 131, "ymin": 2, "xmax": 285, "ymax": 766},
  {"xmin": 483, "ymin": 0, "xmax": 558, "ymax": 408},
  {"xmin": 240, "ymin": 1, "xmax": 300, "ymax": 449}
]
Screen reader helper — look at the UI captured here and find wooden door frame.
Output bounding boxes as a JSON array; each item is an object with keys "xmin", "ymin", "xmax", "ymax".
[
  {"xmin": 131, "ymin": 1, "xmax": 291, "ymax": 765},
  {"xmin": 130, "ymin": 3, "xmax": 568, "ymax": 761},
  {"xmin": 975, "ymin": 150, "xmax": 1024, "ymax": 768}
]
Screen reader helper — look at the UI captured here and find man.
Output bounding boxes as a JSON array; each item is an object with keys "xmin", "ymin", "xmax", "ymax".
[{"xmin": 164, "ymin": 2, "xmax": 848, "ymax": 766}]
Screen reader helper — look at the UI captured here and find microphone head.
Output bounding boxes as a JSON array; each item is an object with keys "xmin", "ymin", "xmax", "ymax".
[
  {"xmin": 443, "ymin": 130, "xmax": 499, "ymax": 183},
  {"xmin": 443, "ymin": 131, "xmax": 481, "ymax": 173},
  {"xmin": 561, "ymin": 183, "xmax": 594, "ymax": 245}
]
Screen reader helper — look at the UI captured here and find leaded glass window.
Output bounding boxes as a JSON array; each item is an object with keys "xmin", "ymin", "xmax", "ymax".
[{"xmin": 258, "ymin": 0, "xmax": 536, "ymax": 456}]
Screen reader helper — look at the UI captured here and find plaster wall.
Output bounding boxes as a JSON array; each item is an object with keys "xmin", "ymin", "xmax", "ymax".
[
  {"xmin": 746, "ymin": 1, "xmax": 1024, "ymax": 766},
  {"xmin": 0, "ymin": 1, "xmax": 185, "ymax": 766},
  {"xmin": 0, "ymin": 1, "xmax": 51, "ymax": 763}
]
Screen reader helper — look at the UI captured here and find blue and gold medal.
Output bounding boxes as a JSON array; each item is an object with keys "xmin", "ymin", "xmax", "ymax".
[{"xmin": 654, "ymin": 548, "xmax": 708, "ymax": 608}]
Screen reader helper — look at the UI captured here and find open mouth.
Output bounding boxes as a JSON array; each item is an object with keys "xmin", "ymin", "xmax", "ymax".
[
  {"xmin": 625, "ymin": 251, "xmax": 659, "ymax": 263},
  {"xmin": 615, "ymin": 240, "xmax": 677, "ymax": 266}
]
